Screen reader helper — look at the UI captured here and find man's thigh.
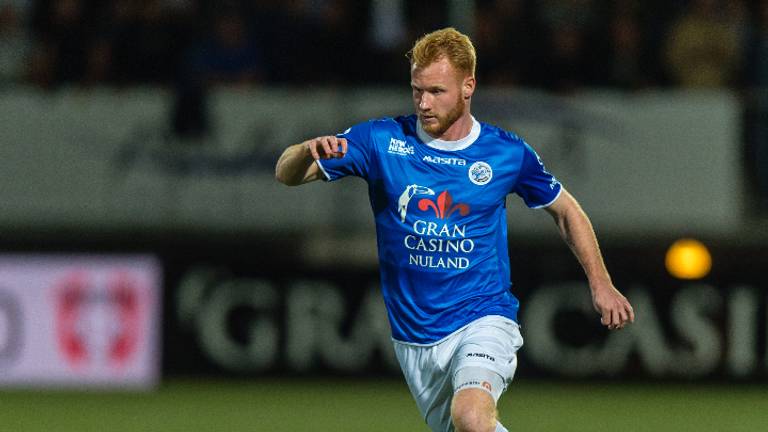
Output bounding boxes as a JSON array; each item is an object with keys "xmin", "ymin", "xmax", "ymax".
[
  {"xmin": 452, "ymin": 315, "xmax": 523, "ymax": 400},
  {"xmin": 450, "ymin": 316, "xmax": 523, "ymax": 431},
  {"xmin": 394, "ymin": 316, "xmax": 523, "ymax": 432},
  {"xmin": 394, "ymin": 336, "xmax": 459, "ymax": 431}
]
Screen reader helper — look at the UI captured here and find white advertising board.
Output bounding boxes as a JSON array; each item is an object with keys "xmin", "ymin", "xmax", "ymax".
[{"xmin": 0, "ymin": 255, "xmax": 161, "ymax": 389}]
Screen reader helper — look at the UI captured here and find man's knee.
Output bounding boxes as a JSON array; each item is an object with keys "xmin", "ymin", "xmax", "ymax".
[{"xmin": 451, "ymin": 388, "xmax": 497, "ymax": 432}]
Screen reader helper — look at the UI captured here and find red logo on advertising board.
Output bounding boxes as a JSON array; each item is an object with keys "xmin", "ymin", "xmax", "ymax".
[{"xmin": 56, "ymin": 271, "xmax": 141, "ymax": 368}]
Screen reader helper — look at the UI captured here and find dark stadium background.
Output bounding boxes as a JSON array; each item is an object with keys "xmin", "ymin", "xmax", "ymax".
[{"xmin": 1, "ymin": 1, "xmax": 767, "ymax": 430}]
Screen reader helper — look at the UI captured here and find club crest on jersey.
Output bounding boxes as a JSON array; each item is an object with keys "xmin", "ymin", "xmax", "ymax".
[
  {"xmin": 468, "ymin": 161, "xmax": 493, "ymax": 185},
  {"xmin": 388, "ymin": 137, "xmax": 414, "ymax": 156}
]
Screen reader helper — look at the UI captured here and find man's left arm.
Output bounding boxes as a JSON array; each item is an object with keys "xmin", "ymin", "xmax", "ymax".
[{"xmin": 544, "ymin": 188, "xmax": 635, "ymax": 330}]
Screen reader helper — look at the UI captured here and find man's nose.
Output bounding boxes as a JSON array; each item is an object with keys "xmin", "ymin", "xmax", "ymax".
[{"xmin": 418, "ymin": 94, "xmax": 431, "ymax": 111}]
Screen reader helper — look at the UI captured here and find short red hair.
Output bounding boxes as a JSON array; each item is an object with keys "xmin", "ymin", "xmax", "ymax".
[{"xmin": 407, "ymin": 27, "xmax": 476, "ymax": 77}]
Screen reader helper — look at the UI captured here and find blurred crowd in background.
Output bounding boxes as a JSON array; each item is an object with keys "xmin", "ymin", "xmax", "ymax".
[
  {"xmin": 2, "ymin": 0, "xmax": 768, "ymax": 207},
  {"xmin": 0, "ymin": 0, "xmax": 765, "ymax": 91}
]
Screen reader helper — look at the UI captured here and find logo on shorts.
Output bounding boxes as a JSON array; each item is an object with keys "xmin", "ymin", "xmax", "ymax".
[
  {"xmin": 466, "ymin": 352, "xmax": 496, "ymax": 362},
  {"xmin": 456, "ymin": 380, "xmax": 494, "ymax": 393},
  {"xmin": 456, "ymin": 380, "xmax": 482, "ymax": 391},
  {"xmin": 468, "ymin": 161, "xmax": 492, "ymax": 185}
]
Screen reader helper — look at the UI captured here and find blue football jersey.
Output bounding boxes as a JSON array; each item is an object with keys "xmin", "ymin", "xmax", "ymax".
[{"xmin": 317, "ymin": 115, "xmax": 561, "ymax": 344}]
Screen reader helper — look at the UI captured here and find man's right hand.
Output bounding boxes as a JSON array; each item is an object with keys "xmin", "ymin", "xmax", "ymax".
[{"xmin": 306, "ymin": 136, "xmax": 348, "ymax": 160}]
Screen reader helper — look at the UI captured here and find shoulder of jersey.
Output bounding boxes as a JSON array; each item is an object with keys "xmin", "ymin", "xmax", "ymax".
[
  {"xmin": 392, "ymin": 115, "xmax": 417, "ymax": 130},
  {"xmin": 364, "ymin": 116, "xmax": 410, "ymax": 132},
  {"xmin": 343, "ymin": 116, "xmax": 404, "ymax": 138},
  {"xmin": 479, "ymin": 121, "xmax": 525, "ymax": 146},
  {"xmin": 365, "ymin": 115, "xmax": 416, "ymax": 136}
]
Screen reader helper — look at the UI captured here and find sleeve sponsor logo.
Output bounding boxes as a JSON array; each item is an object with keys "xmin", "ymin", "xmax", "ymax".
[{"xmin": 550, "ymin": 176, "xmax": 559, "ymax": 190}]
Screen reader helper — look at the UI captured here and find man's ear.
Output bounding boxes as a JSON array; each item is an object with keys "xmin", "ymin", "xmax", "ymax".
[{"xmin": 463, "ymin": 76, "xmax": 476, "ymax": 100}]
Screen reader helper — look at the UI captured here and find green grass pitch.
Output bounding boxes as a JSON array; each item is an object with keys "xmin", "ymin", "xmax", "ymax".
[{"xmin": 1, "ymin": 379, "xmax": 766, "ymax": 431}]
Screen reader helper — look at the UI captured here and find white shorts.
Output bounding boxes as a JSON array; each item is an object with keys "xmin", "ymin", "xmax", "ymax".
[{"xmin": 393, "ymin": 315, "xmax": 523, "ymax": 432}]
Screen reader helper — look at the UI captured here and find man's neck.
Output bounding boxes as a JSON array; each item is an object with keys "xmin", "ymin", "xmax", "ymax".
[{"xmin": 433, "ymin": 111, "xmax": 473, "ymax": 141}]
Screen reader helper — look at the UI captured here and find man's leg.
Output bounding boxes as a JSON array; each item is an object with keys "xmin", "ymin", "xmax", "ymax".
[
  {"xmin": 451, "ymin": 366, "xmax": 508, "ymax": 432},
  {"xmin": 393, "ymin": 337, "xmax": 462, "ymax": 432},
  {"xmin": 450, "ymin": 316, "xmax": 523, "ymax": 432},
  {"xmin": 451, "ymin": 388, "xmax": 498, "ymax": 432}
]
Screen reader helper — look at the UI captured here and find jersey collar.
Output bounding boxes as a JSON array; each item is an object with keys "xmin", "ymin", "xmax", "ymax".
[{"xmin": 416, "ymin": 116, "xmax": 481, "ymax": 152}]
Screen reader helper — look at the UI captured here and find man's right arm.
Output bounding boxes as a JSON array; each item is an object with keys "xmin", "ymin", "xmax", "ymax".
[{"xmin": 275, "ymin": 136, "xmax": 347, "ymax": 186}]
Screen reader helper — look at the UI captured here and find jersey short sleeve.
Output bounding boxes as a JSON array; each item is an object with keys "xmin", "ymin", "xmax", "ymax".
[
  {"xmin": 316, "ymin": 120, "xmax": 374, "ymax": 181},
  {"xmin": 513, "ymin": 143, "xmax": 562, "ymax": 208}
]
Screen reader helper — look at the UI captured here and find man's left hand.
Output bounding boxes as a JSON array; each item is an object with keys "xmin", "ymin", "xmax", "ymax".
[{"xmin": 591, "ymin": 284, "xmax": 634, "ymax": 330}]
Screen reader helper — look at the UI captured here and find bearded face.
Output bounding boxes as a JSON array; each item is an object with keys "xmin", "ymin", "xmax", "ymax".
[
  {"xmin": 418, "ymin": 92, "xmax": 466, "ymax": 137},
  {"xmin": 411, "ymin": 57, "xmax": 474, "ymax": 140}
]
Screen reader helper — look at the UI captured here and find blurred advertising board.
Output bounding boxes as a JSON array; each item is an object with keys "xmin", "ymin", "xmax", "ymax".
[
  {"xmin": 161, "ymin": 240, "xmax": 768, "ymax": 381},
  {"xmin": 0, "ymin": 255, "xmax": 162, "ymax": 389}
]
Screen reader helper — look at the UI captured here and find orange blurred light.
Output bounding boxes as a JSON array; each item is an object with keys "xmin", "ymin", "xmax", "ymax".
[{"xmin": 665, "ymin": 238, "xmax": 712, "ymax": 280}]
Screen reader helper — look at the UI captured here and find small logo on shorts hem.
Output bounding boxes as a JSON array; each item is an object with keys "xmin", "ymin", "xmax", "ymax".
[
  {"xmin": 455, "ymin": 380, "xmax": 493, "ymax": 393},
  {"xmin": 456, "ymin": 380, "xmax": 481, "ymax": 391}
]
